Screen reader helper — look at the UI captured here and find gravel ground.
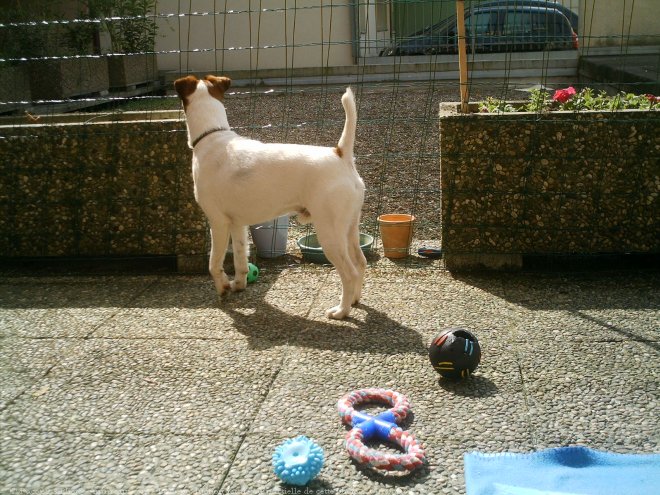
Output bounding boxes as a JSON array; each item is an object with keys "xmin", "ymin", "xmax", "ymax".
[
  {"xmin": 114, "ymin": 79, "xmax": 516, "ymax": 245},
  {"xmin": 222, "ymin": 80, "xmax": 518, "ymax": 241},
  {"xmin": 70, "ymin": 78, "xmax": 539, "ymax": 249}
]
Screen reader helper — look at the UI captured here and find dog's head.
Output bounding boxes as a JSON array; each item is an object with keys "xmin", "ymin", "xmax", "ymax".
[{"xmin": 174, "ymin": 75, "xmax": 232, "ymax": 112}]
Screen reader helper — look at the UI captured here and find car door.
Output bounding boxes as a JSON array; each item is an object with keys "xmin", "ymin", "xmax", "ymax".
[
  {"xmin": 504, "ymin": 8, "xmax": 573, "ymax": 52},
  {"xmin": 465, "ymin": 9, "xmax": 506, "ymax": 53},
  {"xmin": 427, "ymin": 16, "xmax": 458, "ymax": 54},
  {"xmin": 502, "ymin": 8, "xmax": 535, "ymax": 51}
]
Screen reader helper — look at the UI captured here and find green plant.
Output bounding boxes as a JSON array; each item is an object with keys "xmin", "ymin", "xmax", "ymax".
[
  {"xmin": 572, "ymin": 87, "xmax": 608, "ymax": 111},
  {"xmin": 480, "ymin": 96, "xmax": 515, "ymax": 113},
  {"xmin": 0, "ymin": 1, "xmax": 102, "ymax": 60},
  {"xmin": 89, "ymin": 0, "xmax": 158, "ymax": 53},
  {"xmin": 558, "ymin": 87, "xmax": 658, "ymax": 111},
  {"xmin": 0, "ymin": 0, "xmax": 62, "ymax": 61},
  {"xmin": 480, "ymin": 86, "xmax": 659, "ymax": 113},
  {"xmin": 66, "ymin": 15, "xmax": 100, "ymax": 56},
  {"xmin": 525, "ymin": 88, "xmax": 550, "ymax": 113}
]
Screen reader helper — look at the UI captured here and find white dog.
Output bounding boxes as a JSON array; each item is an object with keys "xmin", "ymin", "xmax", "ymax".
[{"xmin": 174, "ymin": 75, "xmax": 366, "ymax": 319}]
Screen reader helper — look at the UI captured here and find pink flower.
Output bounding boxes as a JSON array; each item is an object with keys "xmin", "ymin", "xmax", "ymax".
[
  {"xmin": 646, "ymin": 94, "xmax": 659, "ymax": 103},
  {"xmin": 553, "ymin": 86, "xmax": 576, "ymax": 104}
]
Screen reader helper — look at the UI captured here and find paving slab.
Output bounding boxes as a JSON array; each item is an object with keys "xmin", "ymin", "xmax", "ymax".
[
  {"xmin": 496, "ymin": 271, "xmax": 659, "ymax": 343},
  {"xmin": 0, "ymin": 265, "xmax": 658, "ymax": 494},
  {"xmin": 0, "ymin": 338, "xmax": 82, "ymax": 410},
  {"xmin": 1, "ymin": 429, "xmax": 232, "ymax": 494},
  {"xmin": 1, "ymin": 338, "xmax": 283, "ymax": 436},
  {"xmin": 0, "ymin": 276, "xmax": 157, "ymax": 338},
  {"xmin": 520, "ymin": 340, "xmax": 659, "ymax": 452}
]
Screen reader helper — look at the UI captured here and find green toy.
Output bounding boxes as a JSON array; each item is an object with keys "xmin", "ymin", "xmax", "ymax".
[{"xmin": 247, "ymin": 263, "xmax": 259, "ymax": 283}]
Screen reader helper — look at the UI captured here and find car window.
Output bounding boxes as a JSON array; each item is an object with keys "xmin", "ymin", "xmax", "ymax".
[
  {"xmin": 550, "ymin": 14, "xmax": 570, "ymax": 35},
  {"xmin": 503, "ymin": 10, "xmax": 570, "ymax": 38},
  {"xmin": 429, "ymin": 16, "xmax": 456, "ymax": 35},
  {"xmin": 503, "ymin": 10, "xmax": 534, "ymax": 36},
  {"xmin": 466, "ymin": 11, "xmax": 501, "ymax": 36},
  {"xmin": 431, "ymin": 17, "xmax": 456, "ymax": 37}
]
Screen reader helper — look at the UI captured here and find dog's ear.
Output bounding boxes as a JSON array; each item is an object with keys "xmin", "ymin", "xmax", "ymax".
[
  {"xmin": 174, "ymin": 75, "xmax": 199, "ymax": 100},
  {"xmin": 204, "ymin": 76, "xmax": 231, "ymax": 99}
]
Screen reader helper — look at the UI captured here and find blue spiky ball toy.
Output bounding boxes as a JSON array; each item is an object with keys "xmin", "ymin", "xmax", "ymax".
[{"xmin": 272, "ymin": 436, "xmax": 324, "ymax": 486}]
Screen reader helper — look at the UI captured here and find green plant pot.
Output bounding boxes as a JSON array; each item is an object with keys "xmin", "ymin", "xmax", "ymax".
[{"xmin": 297, "ymin": 233, "xmax": 374, "ymax": 264}]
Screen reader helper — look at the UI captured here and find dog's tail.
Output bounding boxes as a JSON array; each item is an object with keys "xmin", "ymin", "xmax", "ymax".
[{"xmin": 336, "ymin": 87, "xmax": 357, "ymax": 163}]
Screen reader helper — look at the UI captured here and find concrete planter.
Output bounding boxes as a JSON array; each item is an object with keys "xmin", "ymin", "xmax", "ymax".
[
  {"xmin": 0, "ymin": 111, "xmax": 208, "ymax": 270},
  {"xmin": 107, "ymin": 53, "xmax": 158, "ymax": 90},
  {"xmin": 439, "ymin": 103, "xmax": 659, "ymax": 270},
  {"xmin": 0, "ymin": 64, "xmax": 31, "ymax": 110},
  {"xmin": 29, "ymin": 58, "xmax": 109, "ymax": 100}
]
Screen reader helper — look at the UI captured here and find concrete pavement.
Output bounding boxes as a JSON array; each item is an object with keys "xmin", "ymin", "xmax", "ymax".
[{"xmin": 1, "ymin": 258, "xmax": 658, "ymax": 494}]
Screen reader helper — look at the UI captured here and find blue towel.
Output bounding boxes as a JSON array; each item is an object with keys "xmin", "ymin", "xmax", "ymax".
[{"xmin": 464, "ymin": 446, "xmax": 660, "ymax": 495}]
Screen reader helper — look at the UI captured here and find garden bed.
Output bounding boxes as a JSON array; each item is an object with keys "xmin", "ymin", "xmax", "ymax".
[
  {"xmin": 0, "ymin": 111, "xmax": 210, "ymax": 271},
  {"xmin": 439, "ymin": 101, "xmax": 659, "ymax": 270}
]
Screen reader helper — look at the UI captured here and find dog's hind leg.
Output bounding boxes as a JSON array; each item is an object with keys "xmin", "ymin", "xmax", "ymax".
[
  {"xmin": 208, "ymin": 221, "xmax": 232, "ymax": 296},
  {"xmin": 229, "ymin": 225, "xmax": 249, "ymax": 292},
  {"xmin": 347, "ymin": 219, "xmax": 367, "ymax": 305},
  {"xmin": 316, "ymin": 225, "xmax": 359, "ymax": 320}
]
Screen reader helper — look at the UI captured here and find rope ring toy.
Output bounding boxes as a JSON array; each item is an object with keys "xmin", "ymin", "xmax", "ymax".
[{"xmin": 337, "ymin": 388, "xmax": 426, "ymax": 472}]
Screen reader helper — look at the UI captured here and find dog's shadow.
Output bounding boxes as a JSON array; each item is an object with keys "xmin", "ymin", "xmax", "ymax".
[{"xmin": 220, "ymin": 266, "xmax": 427, "ymax": 356}]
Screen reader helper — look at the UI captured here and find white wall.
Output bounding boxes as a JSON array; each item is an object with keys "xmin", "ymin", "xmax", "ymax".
[
  {"xmin": 580, "ymin": 0, "xmax": 658, "ymax": 47},
  {"xmin": 155, "ymin": 0, "xmax": 355, "ymax": 73},
  {"xmin": 154, "ymin": 0, "xmax": 659, "ymax": 74}
]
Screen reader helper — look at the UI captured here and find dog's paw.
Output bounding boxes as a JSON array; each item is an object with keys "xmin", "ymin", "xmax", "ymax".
[
  {"xmin": 211, "ymin": 271, "xmax": 231, "ymax": 296},
  {"xmin": 325, "ymin": 305, "xmax": 350, "ymax": 320},
  {"xmin": 215, "ymin": 284, "xmax": 230, "ymax": 298},
  {"xmin": 212, "ymin": 281, "xmax": 230, "ymax": 297},
  {"xmin": 230, "ymin": 279, "xmax": 246, "ymax": 292}
]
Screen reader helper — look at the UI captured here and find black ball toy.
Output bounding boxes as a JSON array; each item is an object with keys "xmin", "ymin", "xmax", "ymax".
[{"xmin": 429, "ymin": 327, "xmax": 481, "ymax": 379}]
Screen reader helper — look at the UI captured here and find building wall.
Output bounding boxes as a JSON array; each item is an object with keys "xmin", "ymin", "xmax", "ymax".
[
  {"xmin": 580, "ymin": 0, "xmax": 657, "ymax": 47},
  {"xmin": 153, "ymin": 1, "xmax": 657, "ymax": 74},
  {"xmin": 155, "ymin": 0, "xmax": 354, "ymax": 73},
  {"xmin": 392, "ymin": 0, "xmax": 455, "ymax": 40}
]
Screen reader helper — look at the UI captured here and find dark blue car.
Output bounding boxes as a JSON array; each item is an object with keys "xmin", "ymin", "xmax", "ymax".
[
  {"xmin": 380, "ymin": 3, "xmax": 578, "ymax": 56},
  {"xmin": 475, "ymin": 0, "xmax": 579, "ymax": 33}
]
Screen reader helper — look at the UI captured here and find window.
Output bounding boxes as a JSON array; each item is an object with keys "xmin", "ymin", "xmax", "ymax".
[
  {"xmin": 467, "ymin": 11, "xmax": 501, "ymax": 36},
  {"xmin": 503, "ymin": 11, "xmax": 534, "ymax": 37}
]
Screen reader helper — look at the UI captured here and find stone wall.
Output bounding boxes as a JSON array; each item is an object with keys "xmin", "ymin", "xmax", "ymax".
[
  {"xmin": 3, "ymin": 108, "xmax": 658, "ymax": 271},
  {"xmin": 439, "ymin": 104, "xmax": 659, "ymax": 270},
  {"xmin": 0, "ymin": 113, "xmax": 208, "ymax": 267}
]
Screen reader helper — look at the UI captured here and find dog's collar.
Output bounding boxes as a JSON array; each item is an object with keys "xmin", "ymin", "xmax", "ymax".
[{"xmin": 190, "ymin": 127, "xmax": 230, "ymax": 149}]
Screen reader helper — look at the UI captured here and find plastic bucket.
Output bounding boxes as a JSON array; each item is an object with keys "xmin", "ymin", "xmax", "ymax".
[
  {"xmin": 377, "ymin": 214, "xmax": 415, "ymax": 259},
  {"xmin": 249, "ymin": 215, "xmax": 289, "ymax": 258}
]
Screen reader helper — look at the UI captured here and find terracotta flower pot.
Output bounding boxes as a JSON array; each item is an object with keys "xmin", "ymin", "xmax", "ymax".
[{"xmin": 378, "ymin": 214, "xmax": 415, "ymax": 259}]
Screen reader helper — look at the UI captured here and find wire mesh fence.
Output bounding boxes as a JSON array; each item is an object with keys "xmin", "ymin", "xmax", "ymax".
[{"xmin": 0, "ymin": 1, "xmax": 658, "ymax": 269}]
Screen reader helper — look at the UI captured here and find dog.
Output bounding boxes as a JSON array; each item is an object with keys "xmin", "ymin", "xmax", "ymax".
[{"xmin": 174, "ymin": 75, "xmax": 366, "ymax": 319}]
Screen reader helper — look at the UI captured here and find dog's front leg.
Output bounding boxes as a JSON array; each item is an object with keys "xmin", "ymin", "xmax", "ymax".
[
  {"xmin": 230, "ymin": 225, "xmax": 249, "ymax": 292},
  {"xmin": 208, "ymin": 222, "xmax": 232, "ymax": 295}
]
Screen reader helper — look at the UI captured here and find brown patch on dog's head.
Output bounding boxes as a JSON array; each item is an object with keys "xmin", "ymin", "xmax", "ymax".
[
  {"xmin": 174, "ymin": 75, "xmax": 199, "ymax": 109},
  {"xmin": 203, "ymin": 75, "xmax": 231, "ymax": 101}
]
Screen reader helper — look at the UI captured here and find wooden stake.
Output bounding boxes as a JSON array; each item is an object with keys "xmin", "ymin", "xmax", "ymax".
[{"xmin": 456, "ymin": 0, "xmax": 469, "ymax": 113}]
